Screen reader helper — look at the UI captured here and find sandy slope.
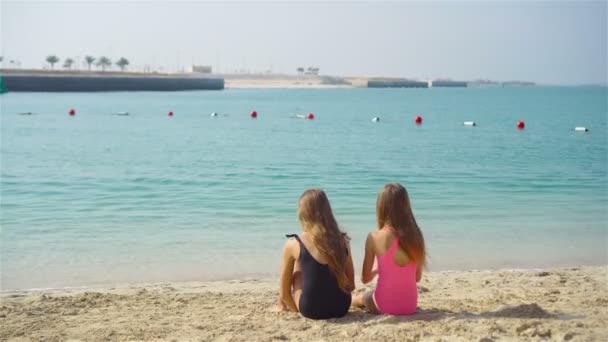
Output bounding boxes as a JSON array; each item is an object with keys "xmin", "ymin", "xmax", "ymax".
[{"xmin": 1, "ymin": 266, "xmax": 606, "ymax": 341}]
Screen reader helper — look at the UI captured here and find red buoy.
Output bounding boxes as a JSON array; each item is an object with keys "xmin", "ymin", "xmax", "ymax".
[
  {"xmin": 168, "ymin": 111, "xmax": 174, "ymax": 117},
  {"xmin": 307, "ymin": 113, "xmax": 315, "ymax": 120},
  {"xmin": 517, "ymin": 121, "xmax": 525, "ymax": 129},
  {"xmin": 69, "ymin": 108, "xmax": 75, "ymax": 116},
  {"xmin": 415, "ymin": 115, "xmax": 422, "ymax": 124},
  {"xmin": 250, "ymin": 110, "xmax": 257, "ymax": 118}
]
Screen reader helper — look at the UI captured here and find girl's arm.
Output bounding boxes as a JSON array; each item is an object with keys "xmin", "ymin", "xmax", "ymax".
[
  {"xmin": 361, "ymin": 233, "xmax": 377, "ymax": 284},
  {"xmin": 416, "ymin": 265, "xmax": 422, "ymax": 282},
  {"xmin": 344, "ymin": 238, "xmax": 355, "ymax": 292},
  {"xmin": 278, "ymin": 239, "xmax": 299, "ymax": 312}
]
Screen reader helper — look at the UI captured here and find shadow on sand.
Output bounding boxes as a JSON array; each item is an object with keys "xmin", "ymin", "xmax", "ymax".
[{"xmin": 328, "ymin": 303, "xmax": 578, "ymax": 324}]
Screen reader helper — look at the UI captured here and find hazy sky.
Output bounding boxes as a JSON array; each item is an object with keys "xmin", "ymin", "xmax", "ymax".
[{"xmin": 1, "ymin": 1, "xmax": 606, "ymax": 84}]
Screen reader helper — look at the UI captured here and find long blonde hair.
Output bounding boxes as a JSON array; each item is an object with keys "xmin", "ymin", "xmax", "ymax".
[
  {"xmin": 376, "ymin": 183, "xmax": 426, "ymax": 269},
  {"xmin": 298, "ymin": 189, "xmax": 350, "ymax": 292}
]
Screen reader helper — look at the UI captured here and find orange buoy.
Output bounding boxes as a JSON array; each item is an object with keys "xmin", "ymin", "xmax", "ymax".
[
  {"xmin": 307, "ymin": 113, "xmax": 314, "ymax": 120},
  {"xmin": 250, "ymin": 110, "xmax": 257, "ymax": 118},
  {"xmin": 168, "ymin": 111, "xmax": 174, "ymax": 117},
  {"xmin": 517, "ymin": 121, "xmax": 525, "ymax": 129},
  {"xmin": 415, "ymin": 115, "xmax": 422, "ymax": 124},
  {"xmin": 69, "ymin": 108, "xmax": 75, "ymax": 116}
]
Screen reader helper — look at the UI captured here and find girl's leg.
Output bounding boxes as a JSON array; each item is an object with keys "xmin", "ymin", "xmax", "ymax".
[
  {"xmin": 277, "ymin": 298, "xmax": 287, "ymax": 311},
  {"xmin": 351, "ymin": 290, "xmax": 366, "ymax": 308},
  {"xmin": 291, "ymin": 270, "xmax": 302, "ymax": 310},
  {"xmin": 352, "ymin": 290, "xmax": 381, "ymax": 314},
  {"xmin": 277, "ymin": 269, "xmax": 302, "ymax": 312}
]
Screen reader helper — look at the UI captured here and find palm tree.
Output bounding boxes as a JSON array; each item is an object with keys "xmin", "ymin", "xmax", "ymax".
[
  {"xmin": 96, "ymin": 56, "xmax": 112, "ymax": 71},
  {"xmin": 46, "ymin": 55, "xmax": 60, "ymax": 69},
  {"xmin": 115, "ymin": 57, "xmax": 129, "ymax": 71},
  {"xmin": 84, "ymin": 56, "xmax": 95, "ymax": 71},
  {"xmin": 297, "ymin": 67, "xmax": 304, "ymax": 75},
  {"xmin": 63, "ymin": 58, "xmax": 74, "ymax": 69}
]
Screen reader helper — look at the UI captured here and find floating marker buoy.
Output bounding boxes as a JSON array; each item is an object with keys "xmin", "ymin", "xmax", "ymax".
[
  {"xmin": 464, "ymin": 121, "xmax": 476, "ymax": 126},
  {"xmin": 116, "ymin": 111, "xmax": 129, "ymax": 116},
  {"xmin": 210, "ymin": 112, "xmax": 218, "ymax": 117},
  {"xmin": 574, "ymin": 127, "xmax": 588, "ymax": 132},
  {"xmin": 307, "ymin": 113, "xmax": 314, "ymax": 120},
  {"xmin": 69, "ymin": 108, "xmax": 75, "ymax": 116},
  {"xmin": 415, "ymin": 115, "xmax": 422, "ymax": 124},
  {"xmin": 250, "ymin": 110, "xmax": 257, "ymax": 118},
  {"xmin": 168, "ymin": 111, "xmax": 174, "ymax": 117},
  {"xmin": 372, "ymin": 117, "xmax": 380, "ymax": 122},
  {"xmin": 517, "ymin": 121, "xmax": 525, "ymax": 129}
]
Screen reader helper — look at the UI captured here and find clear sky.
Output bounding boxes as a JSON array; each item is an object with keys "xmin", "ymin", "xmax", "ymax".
[{"xmin": 1, "ymin": 1, "xmax": 606, "ymax": 84}]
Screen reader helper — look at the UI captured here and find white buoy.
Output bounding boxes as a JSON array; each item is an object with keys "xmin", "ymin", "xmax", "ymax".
[
  {"xmin": 115, "ymin": 111, "xmax": 129, "ymax": 116},
  {"xmin": 574, "ymin": 127, "xmax": 589, "ymax": 132},
  {"xmin": 372, "ymin": 117, "xmax": 380, "ymax": 122},
  {"xmin": 210, "ymin": 112, "xmax": 218, "ymax": 117},
  {"xmin": 295, "ymin": 114, "xmax": 306, "ymax": 119},
  {"xmin": 464, "ymin": 121, "xmax": 476, "ymax": 126}
]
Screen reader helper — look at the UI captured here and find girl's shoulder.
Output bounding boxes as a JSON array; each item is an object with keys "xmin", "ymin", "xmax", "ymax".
[
  {"xmin": 283, "ymin": 235, "xmax": 301, "ymax": 259},
  {"xmin": 368, "ymin": 229, "xmax": 390, "ymax": 241},
  {"xmin": 367, "ymin": 229, "xmax": 397, "ymax": 254}
]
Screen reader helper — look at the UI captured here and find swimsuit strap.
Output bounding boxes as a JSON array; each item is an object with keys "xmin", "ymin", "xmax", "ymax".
[
  {"xmin": 286, "ymin": 233, "xmax": 319, "ymax": 266},
  {"xmin": 285, "ymin": 234, "xmax": 302, "ymax": 243},
  {"xmin": 286, "ymin": 233, "xmax": 348, "ymax": 256},
  {"xmin": 382, "ymin": 226, "xmax": 401, "ymax": 255},
  {"xmin": 286, "ymin": 234, "xmax": 308, "ymax": 259},
  {"xmin": 286, "ymin": 234, "xmax": 307, "ymax": 253}
]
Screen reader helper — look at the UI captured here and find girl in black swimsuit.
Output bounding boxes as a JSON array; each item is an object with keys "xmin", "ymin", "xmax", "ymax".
[{"xmin": 277, "ymin": 189, "xmax": 355, "ymax": 319}]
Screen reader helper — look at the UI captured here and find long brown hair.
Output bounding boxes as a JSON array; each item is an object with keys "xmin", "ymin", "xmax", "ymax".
[
  {"xmin": 298, "ymin": 189, "xmax": 350, "ymax": 291},
  {"xmin": 376, "ymin": 183, "xmax": 426, "ymax": 269}
]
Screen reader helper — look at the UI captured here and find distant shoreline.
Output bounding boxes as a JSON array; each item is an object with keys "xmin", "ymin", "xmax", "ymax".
[{"xmin": 0, "ymin": 68, "xmax": 545, "ymax": 91}]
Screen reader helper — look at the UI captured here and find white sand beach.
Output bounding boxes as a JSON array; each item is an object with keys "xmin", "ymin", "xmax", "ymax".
[
  {"xmin": 220, "ymin": 74, "xmax": 369, "ymax": 89},
  {"xmin": 1, "ymin": 266, "xmax": 606, "ymax": 341}
]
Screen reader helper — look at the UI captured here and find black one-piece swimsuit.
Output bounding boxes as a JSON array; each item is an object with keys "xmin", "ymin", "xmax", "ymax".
[{"xmin": 286, "ymin": 234, "xmax": 351, "ymax": 319}]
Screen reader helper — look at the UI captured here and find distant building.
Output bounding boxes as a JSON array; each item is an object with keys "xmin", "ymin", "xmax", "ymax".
[
  {"xmin": 502, "ymin": 81, "xmax": 535, "ymax": 87},
  {"xmin": 468, "ymin": 79, "xmax": 501, "ymax": 87},
  {"xmin": 304, "ymin": 67, "xmax": 320, "ymax": 75},
  {"xmin": 190, "ymin": 65, "xmax": 212, "ymax": 74}
]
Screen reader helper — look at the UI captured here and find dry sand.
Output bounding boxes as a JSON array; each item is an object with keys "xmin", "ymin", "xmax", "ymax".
[
  {"xmin": 224, "ymin": 82, "xmax": 350, "ymax": 89},
  {"xmin": 1, "ymin": 266, "xmax": 606, "ymax": 341},
  {"xmin": 224, "ymin": 79, "xmax": 352, "ymax": 89},
  {"xmin": 221, "ymin": 74, "xmax": 361, "ymax": 89}
]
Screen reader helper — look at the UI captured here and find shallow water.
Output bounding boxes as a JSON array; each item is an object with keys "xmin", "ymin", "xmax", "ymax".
[{"xmin": 1, "ymin": 86, "xmax": 606, "ymax": 290}]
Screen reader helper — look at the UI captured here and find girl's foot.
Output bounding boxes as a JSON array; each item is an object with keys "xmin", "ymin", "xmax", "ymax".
[{"xmin": 276, "ymin": 299, "xmax": 288, "ymax": 312}]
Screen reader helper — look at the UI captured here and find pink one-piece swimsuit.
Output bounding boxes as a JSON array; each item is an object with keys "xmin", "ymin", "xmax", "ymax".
[{"xmin": 373, "ymin": 227, "xmax": 418, "ymax": 315}]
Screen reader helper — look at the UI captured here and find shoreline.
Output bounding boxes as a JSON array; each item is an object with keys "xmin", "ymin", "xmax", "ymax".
[
  {"xmin": 2, "ymin": 265, "xmax": 606, "ymax": 340},
  {"xmin": 2, "ymin": 263, "xmax": 605, "ymax": 295}
]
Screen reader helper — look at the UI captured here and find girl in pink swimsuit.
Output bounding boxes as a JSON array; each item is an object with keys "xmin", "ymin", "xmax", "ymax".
[{"xmin": 352, "ymin": 183, "xmax": 426, "ymax": 315}]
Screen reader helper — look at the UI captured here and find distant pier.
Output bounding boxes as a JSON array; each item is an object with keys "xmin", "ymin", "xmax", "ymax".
[
  {"xmin": 0, "ymin": 70, "xmax": 224, "ymax": 92},
  {"xmin": 367, "ymin": 79, "xmax": 428, "ymax": 88},
  {"xmin": 431, "ymin": 80, "xmax": 468, "ymax": 87}
]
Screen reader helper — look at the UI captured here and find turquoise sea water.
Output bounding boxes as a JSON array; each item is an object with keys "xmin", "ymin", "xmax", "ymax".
[{"xmin": 1, "ymin": 87, "xmax": 607, "ymax": 290}]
